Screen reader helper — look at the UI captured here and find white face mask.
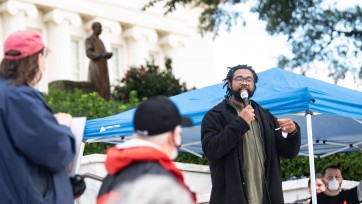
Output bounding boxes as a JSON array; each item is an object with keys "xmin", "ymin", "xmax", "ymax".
[
  {"xmin": 171, "ymin": 148, "xmax": 179, "ymax": 160},
  {"xmin": 327, "ymin": 177, "xmax": 340, "ymax": 191},
  {"xmin": 170, "ymin": 127, "xmax": 181, "ymax": 160}
]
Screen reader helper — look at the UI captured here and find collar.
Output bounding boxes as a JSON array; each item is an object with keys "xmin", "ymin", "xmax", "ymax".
[
  {"xmin": 214, "ymin": 97, "xmax": 249, "ymax": 112},
  {"xmin": 115, "ymin": 137, "xmax": 161, "ymax": 150}
]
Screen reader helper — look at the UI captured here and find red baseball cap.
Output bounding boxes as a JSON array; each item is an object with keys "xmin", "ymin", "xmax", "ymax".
[{"xmin": 3, "ymin": 30, "xmax": 50, "ymax": 60}]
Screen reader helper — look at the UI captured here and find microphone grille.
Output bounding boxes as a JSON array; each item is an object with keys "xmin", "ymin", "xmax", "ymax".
[{"xmin": 240, "ymin": 90, "xmax": 248, "ymax": 99}]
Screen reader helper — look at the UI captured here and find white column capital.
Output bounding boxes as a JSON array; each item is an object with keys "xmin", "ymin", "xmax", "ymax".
[
  {"xmin": 124, "ymin": 26, "xmax": 158, "ymax": 43},
  {"xmin": 86, "ymin": 18, "xmax": 122, "ymax": 35},
  {"xmin": 159, "ymin": 34, "xmax": 186, "ymax": 48},
  {"xmin": 0, "ymin": 0, "xmax": 38, "ymax": 18},
  {"xmin": 43, "ymin": 9, "xmax": 81, "ymax": 27}
]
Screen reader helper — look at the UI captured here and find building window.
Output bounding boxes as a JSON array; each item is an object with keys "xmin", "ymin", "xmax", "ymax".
[
  {"xmin": 109, "ymin": 46, "xmax": 123, "ymax": 86},
  {"xmin": 71, "ymin": 38, "xmax": 82, "ymax": 81}
]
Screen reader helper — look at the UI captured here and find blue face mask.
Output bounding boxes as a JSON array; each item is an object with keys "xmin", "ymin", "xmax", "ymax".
[{"xmin": 327, "ymin": 177, "xmax": 340, "ymax": 191}]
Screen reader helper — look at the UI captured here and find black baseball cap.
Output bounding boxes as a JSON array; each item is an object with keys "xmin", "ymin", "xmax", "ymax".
[{"xmin": 133, "ymin": 96, "xmax": 193, "ymax": 136}]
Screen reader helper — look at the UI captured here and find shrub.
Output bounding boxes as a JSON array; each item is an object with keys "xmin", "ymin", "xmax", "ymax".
[
  {"xmin": 45, "ymin": 86, "xmax": 140, "ymax": 119},
  {"xmin": 280, "ymin": 151, "xmax": 362, "ymax": 181},
  {"xmin": 44, "ymin": 87, "xmax": 141, "ymax": 155},
  {"xmin": 175, "ymin": 153, "xmax": 208, "ymax": 165},
  {"xmin": 112, "ymin": 58, "xmax": 192, "ymax": 102},
  {"xmin": 179, "ymin": 150, "xmax": 362, "ymax": 181}
]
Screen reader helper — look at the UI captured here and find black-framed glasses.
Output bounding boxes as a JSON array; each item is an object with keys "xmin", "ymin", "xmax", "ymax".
[{"xmin": 233, "ymin": 76, "xmax": 254, "ymax": 84}]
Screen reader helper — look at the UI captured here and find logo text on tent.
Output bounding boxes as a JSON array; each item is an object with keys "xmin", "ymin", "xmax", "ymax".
[{"xmin": 99, "ymin": 124, "xmax": 121, "ymax": 132}]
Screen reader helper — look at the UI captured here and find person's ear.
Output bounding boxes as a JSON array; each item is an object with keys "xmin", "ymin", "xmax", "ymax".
[
  {"xmin": 173, "ymin": 126, "xmax": 182, "ymax": 147},
  {"xmin": 322, "ymin": 178, "xmax": 328, "ymax": 185},
  {"xmin": 37, "ymin": 53, "xmax": 42, "ymax": 64},
  {"xmin": 38, "ymin": 53, "xmax": 45, "ymax": 67}
]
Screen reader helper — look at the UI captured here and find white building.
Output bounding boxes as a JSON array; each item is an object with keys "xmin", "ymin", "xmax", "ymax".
[{"xmin": 0, "ymin": 0, "xmax": 219, "ymax": 92}]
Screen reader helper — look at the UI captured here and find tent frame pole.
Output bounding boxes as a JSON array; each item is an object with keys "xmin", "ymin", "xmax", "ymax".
[{"xmin": 306, "ymin": 110, "xmax": 317, "ymax": 204}]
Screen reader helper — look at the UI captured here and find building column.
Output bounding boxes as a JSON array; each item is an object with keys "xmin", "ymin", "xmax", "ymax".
[
  {"xmin": 43, "ymin": 9, "xmax": 81, "ymax": 82},
  {"xmin": 0, "ymin": 1, "xmax": 50, "ymax": 92},
  {"xmin": 159, "ymin": 34, "xmax": 187, "ymax": 79},
  {"xmin": 123, "ymin": 26, "xmax": 158, "ymax": 66},
  {"xmin": 0, "ymin": 0, "xmax": 38, "ymax": 50},
  {"xmin": 0, "ymin": 1, "xmax": 38, "ymax": 36}
]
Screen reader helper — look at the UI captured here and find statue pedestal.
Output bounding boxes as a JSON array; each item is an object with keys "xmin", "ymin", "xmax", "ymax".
[{"xmin": 49, "ymin": 80, "xmax": 96, "ymax": 94}]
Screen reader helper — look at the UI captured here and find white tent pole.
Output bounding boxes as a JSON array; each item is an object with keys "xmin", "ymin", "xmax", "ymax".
[
  {"xmin": 74, "ymin": 141, "xmax": 86, "ymax": 174},
  {"xmin": 180, "ymin": 147, "xmax": 203, "ymax": 158},
  {"xmin": 306, "ymin": 111, "xmax": 317, "ymax": 204}
]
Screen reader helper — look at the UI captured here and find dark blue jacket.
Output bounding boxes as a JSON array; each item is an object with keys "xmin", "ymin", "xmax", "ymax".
[{"xmin": 0, "ymin": 77, "xmax": 75, "ymax": 204}]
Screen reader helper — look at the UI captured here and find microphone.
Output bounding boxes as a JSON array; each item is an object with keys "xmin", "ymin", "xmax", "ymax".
[{"xmin": 240, "ymin": 90, "xmax": 249, "ymax": 106}]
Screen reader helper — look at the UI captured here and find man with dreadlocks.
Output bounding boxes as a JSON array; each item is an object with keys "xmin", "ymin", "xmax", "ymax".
[{"xmin": 201, "ymin": 65, "xmax": 301, "ymax": 204}]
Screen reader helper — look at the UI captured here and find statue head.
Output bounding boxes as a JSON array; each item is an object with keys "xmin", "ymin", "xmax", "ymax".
[{"xmin": 91, "ymin": 22, "xmax": 102, "ymax": 35}]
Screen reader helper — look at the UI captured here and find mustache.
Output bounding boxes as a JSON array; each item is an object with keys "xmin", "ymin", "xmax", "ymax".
[{"xmin": 232, "ymin": 88, "xmax": 254, "ymax": 98}]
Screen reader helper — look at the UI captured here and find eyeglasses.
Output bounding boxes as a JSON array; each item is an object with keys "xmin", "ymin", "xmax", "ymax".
[{"xmin": 233, "ymin": 76, "xmax": 254, "ymax": 84}]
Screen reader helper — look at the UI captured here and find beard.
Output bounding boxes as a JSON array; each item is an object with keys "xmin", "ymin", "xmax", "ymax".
[{"xmin": 231, "ymin": 87, "xmax": 255, "ymax": 102}]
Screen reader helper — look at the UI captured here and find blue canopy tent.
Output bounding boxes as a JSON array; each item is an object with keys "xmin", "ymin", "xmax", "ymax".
[
  {"xmin": 84, "ymin": 68, "xmax": 362, "ymax": 157},
  {"xmin": 83, "ymin": 68, "xmax": 362, "ymax": 202}
]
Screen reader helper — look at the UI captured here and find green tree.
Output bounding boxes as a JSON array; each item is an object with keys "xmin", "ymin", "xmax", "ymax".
[
  {"xmin": 113, "ymin": 58, "xmax": 193, "ymax": 102},
  {"xmin": 143, "ymin": 0, "xmax": 362, "ymax": 83}
]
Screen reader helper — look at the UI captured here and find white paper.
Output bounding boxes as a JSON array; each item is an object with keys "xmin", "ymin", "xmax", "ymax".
[{"xmin": 67, "ymin": 117, "xmax": 87, "ymax": 176}]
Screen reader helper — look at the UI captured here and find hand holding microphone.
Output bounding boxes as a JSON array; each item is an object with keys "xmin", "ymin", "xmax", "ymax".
[{"xmin": 239, "ymin": 90, "xmax": 254, "ymax": 124}]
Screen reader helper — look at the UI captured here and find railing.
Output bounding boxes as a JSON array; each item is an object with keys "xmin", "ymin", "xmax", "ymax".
[{"xmin": 81, "ymin": 173, "xmax": 104, "ymax": 182}]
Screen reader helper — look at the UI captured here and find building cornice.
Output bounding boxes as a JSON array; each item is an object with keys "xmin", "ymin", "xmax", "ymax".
[
  {"xmin": 0, "ymin": 0, "xmax": 38, "ymax": 18},
  {"xmin": 124, "ymin": 26, "xmax": 158, "ymax": 43},
  {"xmin": 11, "ymin": 0, "xmax": 192, "ymax": 36},
  {"xmin": 159, "ymin": 34, "xmax": 186, "ymax": 48},
  {"xmin": 43, "ymin": 8, "xmax": 81, "ymax": 27}
]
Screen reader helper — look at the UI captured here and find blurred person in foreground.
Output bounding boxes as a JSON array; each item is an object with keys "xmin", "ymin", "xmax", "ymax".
[
  {"xmin": 97, "ymin": 96, "xmax": 196, "ymax": 204},
  {"xmin": 106, "ymin": 174, "xmax": 194, "ymax": 204},
  {"xmin": 0, "ymin": 30, "xmax": 77, "ymax": 203},
  {"xmin": 201, "ymin": 64, "xmax": 301, "ymax": 204},
  {"xmin": 312, "ymin": 165, "xmax": 362, "ymax": 204}
]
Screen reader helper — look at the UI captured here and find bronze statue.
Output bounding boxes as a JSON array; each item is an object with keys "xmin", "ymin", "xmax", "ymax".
[{"xmin": 85, "ymin": 22, "xmax": 113, "ymax": 100}]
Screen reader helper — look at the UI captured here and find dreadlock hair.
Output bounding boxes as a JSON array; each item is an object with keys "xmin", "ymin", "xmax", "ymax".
[{"xmin": 222, "ymin": 64, "xmax": 258, "ymax": 98}]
